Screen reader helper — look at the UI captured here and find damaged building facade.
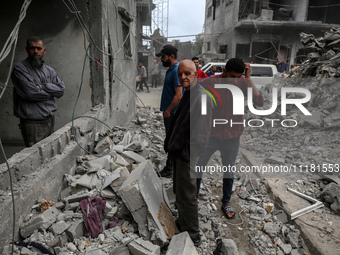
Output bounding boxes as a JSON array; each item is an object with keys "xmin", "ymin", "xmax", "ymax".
[
  {"xmin": 202, "ymin": 0, "xmax": 340, "ymax": 66},
  {"xmin": 0, "ymin": 0, "xmax": 153, "ymax": 247}
]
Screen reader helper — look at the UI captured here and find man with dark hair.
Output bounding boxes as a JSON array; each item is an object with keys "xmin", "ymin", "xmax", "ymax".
[
  {"xmin": 11, "ymin": 36, "xmax": 65, "ymax": 147},
  {"xmin": 196, "ymin": 58, "xmax": 264, "ymax": 219},
  {"xmin": 192, "ymin": 57, "xmax": 207, "ymax": 79},
  {"xmin": 156, "ymin": 44, "xmax": 183, "ymax": 177},
  {"xmin": 164, "ymin": 59, "xmax": 213, "ymax": 246}
]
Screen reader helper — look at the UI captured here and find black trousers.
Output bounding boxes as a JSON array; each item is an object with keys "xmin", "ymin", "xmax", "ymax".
[
  {"xmin": 19, "ymin": 116, "xmax": 55, "ymax": 147},
  {"xmin": 172, "ymin": 156, "xmax": 200, "ymax": 239}
]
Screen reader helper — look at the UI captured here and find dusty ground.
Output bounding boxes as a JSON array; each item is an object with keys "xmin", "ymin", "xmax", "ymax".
[{"xmin": 136, "ymin": 84, "xmax": 340, "ymax": 255}]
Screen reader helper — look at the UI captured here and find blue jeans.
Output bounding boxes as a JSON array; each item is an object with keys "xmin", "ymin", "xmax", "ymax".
[
  {"xmin": 163, "ymin": 114, "xmax": 174, "ymax": 170},
  {"xmin": 196, "ymin": 136, "xmax": 240, "ymax": 205}
]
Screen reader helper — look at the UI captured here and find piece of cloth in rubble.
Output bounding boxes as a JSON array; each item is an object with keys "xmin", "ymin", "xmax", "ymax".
[
  {"xmin": 80, "ymin": 196, "xmax": 106, "ymax": 238},
  {"xmin": 14, "ymin": 241, "xmax": 54, "ymax": 255}
]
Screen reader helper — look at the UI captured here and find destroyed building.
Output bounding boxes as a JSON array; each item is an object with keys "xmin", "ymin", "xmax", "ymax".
[
  {"xmin": 0, "ymin": 0, "xmax": 153, "ymax": 248},
  {"xmin": 201, "ymin": 0, "xmax": 340, "ymax": 66}
]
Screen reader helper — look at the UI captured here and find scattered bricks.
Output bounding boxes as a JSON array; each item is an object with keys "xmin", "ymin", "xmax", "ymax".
[
  {"xmin": 128, "ymin": 238, "xmax": 161, "ymax": 255},
  {"xmin": 220, "ymin": 239, "xmax": 239, "ymax": 255},
  {"xmin": 66, "ymin": 219, "xmax": 84, "ymax": 241},
  {"xmin": 118, "ymin": 160, "xmax": 170, "ymax": 245},
  {"xmin": 20, "ymin": 207, "xmax": 60, "ymax": 238},
  {"xmin": 50, "ymin": 220, "xmax": 70, "ymax": 235},
  {"xmin": 165, "ymin": 232, "xmax": 198, "ymax": 255},
  {"xmin": 20, "ymin": 216, "xmax": 44, "ymax": 238}
]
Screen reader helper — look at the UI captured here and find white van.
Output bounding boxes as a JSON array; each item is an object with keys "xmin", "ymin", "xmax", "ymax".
[
  {"xmin": 201, "ymin": 62, "xmax": 277, "ymax": 88},
  {"xmin": 249, "ymin": 64, "xmax": 278, "ymax": 89}
]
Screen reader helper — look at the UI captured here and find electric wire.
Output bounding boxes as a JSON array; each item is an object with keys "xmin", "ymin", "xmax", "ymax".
[
  {"xmin": 71, "ymin": 44, "xmax": 115, "ymax": 156},
  {"xmin": 0, "ymin": 1, "xmax": 32, "ymax": 253},
  {"xmin": 255, "ymin": 0, "xmax": 340, "ymax": 8},
  {"xmin": 0, "ymin": 139, "xmax": 16, "ymax": 255},
  {"xmin": 62, "ymin": 0, "xmax": 146, "ymax": 108}
]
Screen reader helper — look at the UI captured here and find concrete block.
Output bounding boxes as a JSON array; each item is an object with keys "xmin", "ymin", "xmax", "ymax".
[
  {"xmin": 109, "ymin": 167, "xmax": 130, "ymax": 192},
  {"xmin": 165, "ymin": 232, "xmax": 198, "ymax": 255},
  {"xmin": 20, "ymin": 207, "xmax": 60, "ymax": 238},
  {"xmin": 85, "ymin": 155, "xmax": 113, "ymax": 171},
  {"xmin": 118, "ymin": 160, "xmax": 170, "ymax": 245},
  {"xmin": 50, "ymin": 220, "xmax": 70, "ymax": 235},
  {"xmin": 128, "ymin": 238, "xmax": 160, "ymax": 255},
  {"xmin": 104, "ymin": 226, "xmax": 124, "ymax": 241},
  {"xmin": 66, "ymin": 219, "xmax": 84, "ymax": 241},
  {"xmin": 122, "ymin": 151, "xmax": 146, "ymax": 163},
  {"xmin": 62, "ymin": 191, "xmax": 94, "ymax": 204},
  {"xmin": 221, "ymin": 239, "xmax": 239, "ymax": 255},
  {"xmin": 111, "ymin": 246, "xmax": 130, "ymax": 255}
]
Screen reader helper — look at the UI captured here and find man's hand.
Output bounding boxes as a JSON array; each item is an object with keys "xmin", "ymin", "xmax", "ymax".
[
  {"xmin": 163, "ymin": 110, "xmax": 171, "ymax": 118},
  {"xmin": 244, "ymin": 63, "xmax": 251, "ymax": 78}
]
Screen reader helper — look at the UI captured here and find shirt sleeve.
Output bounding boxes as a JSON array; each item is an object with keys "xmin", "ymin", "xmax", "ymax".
[
  {"xmin": 42, "ymin": 68, "xmax": 65, "ymax": 98},
  {"xmin": 240, "ymin": 78, "xmax": 264, "ymax": 107}
]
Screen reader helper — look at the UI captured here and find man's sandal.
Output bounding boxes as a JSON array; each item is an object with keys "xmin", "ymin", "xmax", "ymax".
[{"xmin": 221, "ymin": 205, "xmax": 236, "ymax": 219}]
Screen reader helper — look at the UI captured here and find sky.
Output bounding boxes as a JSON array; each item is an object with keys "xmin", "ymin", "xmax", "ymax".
[{"xmin": 166, "ymin": 0, "xmax": 206, "ymax": 42}]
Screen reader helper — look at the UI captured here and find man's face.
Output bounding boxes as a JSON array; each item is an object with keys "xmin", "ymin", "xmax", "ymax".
[
  {"xmin": 193, "ymin": 59, "xmax": 199, "ymax": 68},
  {"xmin": 224, "ymin": 70, "xmax": 243, "ymax": 84},
  {"xmin": 178, "ymin": 61, "xmax": 197, "ymax": 90},
  {"xmin": 211, "ymin": 66, "xmax": 217, "ymax": 73},
  {"xmin": 26, "ymin": 41, "xmax": 46, "ymax": 60},
  {"xmin": 161, "ymin": 55, "xmax": 172, "ymax": 67}
]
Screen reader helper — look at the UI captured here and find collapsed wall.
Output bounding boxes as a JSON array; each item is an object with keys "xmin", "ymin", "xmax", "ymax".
[{"xmin": 0, "ymin": 105, "xmax": 106, "ymax": 247}]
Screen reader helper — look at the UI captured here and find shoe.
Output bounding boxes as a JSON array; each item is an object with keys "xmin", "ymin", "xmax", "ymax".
[
  {"xmin": 221, "ymin": 205, "xmax": 236, "ymax": 219},
  {"xmin": 146, "ymin": 89, "xmax": 150, "ymax": 93},
  {"xmin": 191, "ymin": 234, "xmax": 202, "ymax": 247},
  {"xmin": 158, "ymin": 166, "xmax": 172, "ymax": 178},
  {"xmin": 137, "ymin": 89, "xmax": 140, "ymax": 92}
]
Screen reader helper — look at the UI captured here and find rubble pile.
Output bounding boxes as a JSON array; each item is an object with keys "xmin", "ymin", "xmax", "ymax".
[
  {"xmin": 1, "ymin": 105, "xmax": 311, "ymax": 255},
  {"xmin": 242, "ymin": 28, "xmax": 340, "ymax": 217}
]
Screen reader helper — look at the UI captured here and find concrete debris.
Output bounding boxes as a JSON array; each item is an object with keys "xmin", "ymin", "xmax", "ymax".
[
  {"xmin": 4, "ymin": 97, "xmax": 339, "ymax": 255},
  {"xmin": 220, "ymin": 238, "xmax": 239, "ymax": 255},
  {"xmin": 165, "ymin": 231, "xmax": 198, "ymax": 255},
  {"xmin": 128, "ymin": 237, "xmax": 161, "ymax": 255}
]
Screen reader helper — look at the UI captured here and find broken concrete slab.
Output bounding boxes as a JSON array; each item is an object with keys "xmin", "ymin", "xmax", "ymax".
[
  {"xmin": 128, "ymin": 237, "xmax": 160, "ymax": 255},
  {"xmin": 265, "ymin": 178, "xmax": 340, "ymax": 255},
  {"xmin": 118, "ymin": 160, "xmax": 170, "ymax": 245},
  {"xmin": 122, "ymin": 150, "xmax": 146, "ymax": 164},
  {"xmin": 66, "ymin": 219, "xmax": 84, "ymax": 241},
  {"xmin": 85, "ymin": 155, "xmax": 113, "ymax": 171},
  {"xmin": 165, "ymin": 232, "xmax": 198, "ymax": 255},
  {"xmin": 20, "ymin": 207, "xmax": 60, "ymax": 238}
]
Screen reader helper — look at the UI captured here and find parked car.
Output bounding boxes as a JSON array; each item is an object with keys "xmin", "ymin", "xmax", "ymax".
[
  {"xmin": 249, "ymin": 64, "xmax": 278, "ymax": 89},
  {"xmin": 201, "ymin": 62, "xmax": 277, "ymax": 88}
]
